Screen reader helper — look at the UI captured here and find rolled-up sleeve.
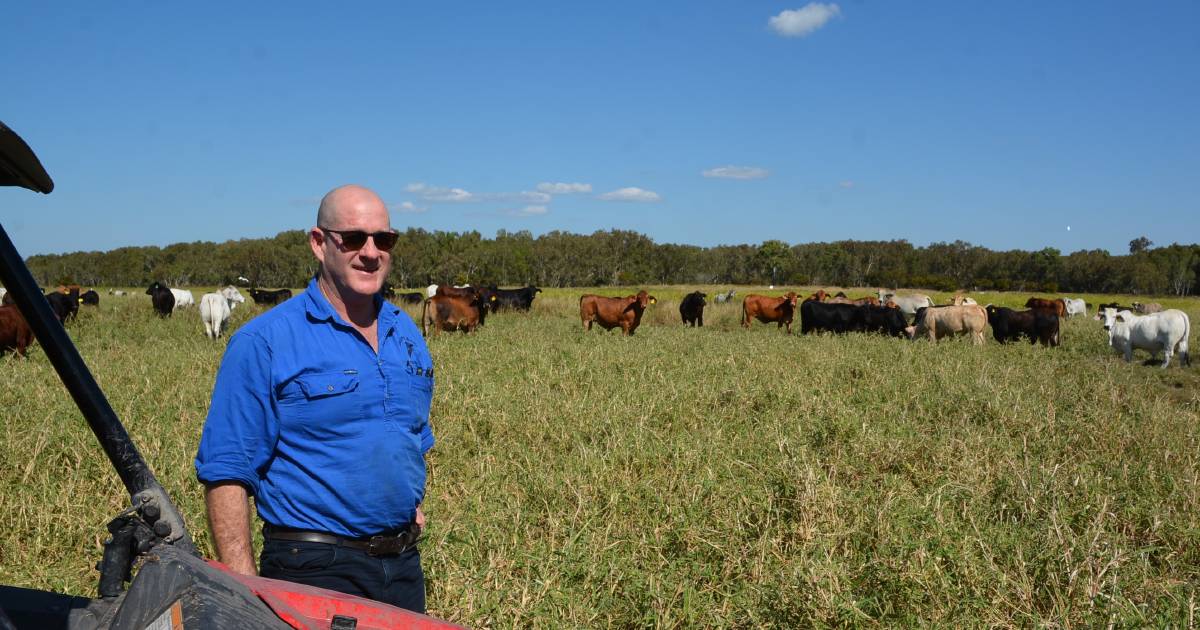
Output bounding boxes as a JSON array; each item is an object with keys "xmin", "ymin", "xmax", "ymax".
[{"xmin": 195, "ymin": 330, "xmax": 278, "ymax": 495}]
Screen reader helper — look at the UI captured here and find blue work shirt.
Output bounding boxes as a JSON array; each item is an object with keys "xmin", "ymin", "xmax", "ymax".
[{"xmin": 195, "ymin": 277, "xmax": 435, "ymax": 537}]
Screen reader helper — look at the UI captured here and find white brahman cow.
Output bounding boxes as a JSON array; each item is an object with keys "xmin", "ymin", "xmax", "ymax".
[
  {"xmin": 1102, "ymin": 307, "xmax": 1190, "ymax": 369},
  {"xmin": 199, "ymin": 293, "xmax": 230, "ymax": 340},
  {"xmin": 908, "ymin": 304, "xmax": 988, "ymax": 345},
  {"xmin": 170, "ymin": 288, "xmax": 195, "ymax": 310},
  {"xmin": 878, "ymin": 290, "xmax": 935, "ymax": 321},
  {"xmin": 219, "ymin": 285, "xmax": 246, "ymax": 309},
  {"xmin": 1063, "ymin": 298, "xmax": 1086, "ymax": 318}
]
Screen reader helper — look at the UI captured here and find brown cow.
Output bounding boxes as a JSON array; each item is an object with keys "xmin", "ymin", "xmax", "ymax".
[
  {"xmin": 742, "ymin": 292, "xmax": 800, "ymax": 334},
  {"xmin": 805, "ymin": 289, "xmax": 829, "ymax": 303},
  {"xmin": 0, "ymin": 305, "xmax": 34, "ymax": 357},
  {"xmin": 422, "ymin": 293, "xmax": 486, "ymax": 336},
  {"xmin": 1025, "ymin": 297, "xmax": 1067, "ymax": 318},
  {"xmin": 579, "ymin": 290, "xmax": 657, "ymax": 336}
]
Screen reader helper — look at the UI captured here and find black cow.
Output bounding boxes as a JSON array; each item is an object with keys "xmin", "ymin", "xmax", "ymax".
[
  {"xmin": 46, "ymin": 288, "xmax": 79, "ymax": 323},
  {"xmin": 397, "ymin": 291, "xmax": 424, "ymax": 305},
  {"xmin": 800, "ymin": 301, "xmax": 865, "ymax": 334},
  {"xmin": 80, "ymin": 289, "xmax": 100, "ymax": 306},
  {"xmin": 146, "ymin": 282, "xmax": 175, "ymax": 318},
  {"xmin": 250, "ymin": 288, "xmax": 293, "ymax": 306},
  {"xmin": 985, "ymin": 305, "xmax": 1060, "ymax": 347},
  {"xmin": 679, "ymin": 291, "xmax": 706, "ymax": 327},
  {"xmin": 861, "ymin": 304, "xmax": 909, "ymax": 337},
  {"xmin": 487, "ymin": 286, "xmax": 542, "ymax": 312},
  {"xmin": 380, "ymin": 283, "xmax": 396, "ymax": 299}
]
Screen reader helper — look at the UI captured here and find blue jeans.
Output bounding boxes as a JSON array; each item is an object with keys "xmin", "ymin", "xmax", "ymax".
[{"xmin": 259, "ymin": 537, "xmax": 425, "ymax": 613}]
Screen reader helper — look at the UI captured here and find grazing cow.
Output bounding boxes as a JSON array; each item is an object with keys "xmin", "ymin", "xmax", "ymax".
[
  {"xmin": 249, "ymin": 288, "xmax": 293, "ymax": 306},
  {"xmin": 168, "ymin": 288, "xmax": 195, "ymax": 309},
  {"xmin": 397, "ymin": 291, "xmax": 424, "ymax": 305},
  {"xmin": 580, "ymin": 291, "xmax": 657, "ymax": 336},
  {"xmin": 985, "ymin": 305, "xmax": 1060, "ymax": 347},
  {"xmin": 219, "ymin": 285, "xmax": 246, "ymax": 309},
  {"xmin": 742, "ymin": 292, "xmax": 800, "ymax": 334},
  {"xmin": 1102, "ymin": 308, "xmax": 1190, "ymax": 368},
  {"xmin": 1024, "ymin": 297, "xmax": 1067, "ymax": 318},
  {"xmin": 0, "ymin": 305, "xmax": 34, "ymax": 357},
  {"xmin": 487, "ymin": 286, "xmax": 542, "ymax": 312},
  {"xmin": 1133, "ymin": 302, "xmax": 1164, "ymax": 314},
  {"xmin": 199, "ymin": 292, "xmax": 232, "ymax": 340},
  {"xmin": 46, "ymin": 290, "xmax": 79, "ymax": 323},
  {"xmin": 910, "ymin": 304, "xmax": 987, "ymax": 344},
  {"xmin": 108, "ymin": 289, "xmax": 127, "ymax": 297},
  {"xmin": 679, "ymin": 291, "xmax": 706, "ymax": 327},
  {"xmin": 79, "ymin": 290, "xmax": 100, "ymax": 306},
  {"xmin": 1063, "ymin": 298, "xmax": 1087, "ymax": 318},
  {"xmin": 878, "ymin": 291, "xmax": 934, "ymax": 321},
  {"xmin": 713, "ymin": 289, "xmax": 736, "ymax": 304},
  {"xmin": 146, "ymin": 282, "xmax": 175, "ymax": 317},
  {"xmin": 861, "ymin": 305, "xmax": 910, "ymax": 337},
  {"xmin": 422, "ymin": 293, "xmax": 488, "ymax": 336},
  {"xmin": 800, "ymin": 301, "xmax": 865, "ymax": 335}
]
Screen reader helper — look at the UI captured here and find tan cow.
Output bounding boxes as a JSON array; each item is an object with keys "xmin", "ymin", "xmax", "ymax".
[
  {"xmin": 742, "ymin": 292, "xmax": 800, "ymax": 334},
  {"xmin": 579, "ymin": 290, "xmax": 657, "ymax": 335},
  {"xmin": 422, "ymin": 293, "xmax": 487, "ymax": 336},
  {"xmin": 909, "ymin": 304, "xmax": 987, "ymax": 345}
]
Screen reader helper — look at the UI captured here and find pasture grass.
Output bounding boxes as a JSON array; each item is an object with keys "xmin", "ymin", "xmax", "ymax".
[{"xmin": 1, "ymin": 286, "xmax": 1198, "ymax": 627}]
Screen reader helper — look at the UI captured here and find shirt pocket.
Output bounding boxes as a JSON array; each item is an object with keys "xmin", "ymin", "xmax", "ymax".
[
  {"xmin": 398, "ymin": 337, "xmax": 434, "ymax": 433},
  {"xmin": 278, "ymin": 371, "xmax": 366, "ymax": 438}
]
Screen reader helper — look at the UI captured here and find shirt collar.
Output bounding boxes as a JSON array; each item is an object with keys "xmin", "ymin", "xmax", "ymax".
[{"xmin": 304, "ymin": 276, "xmax": 402, "ymax": 332}]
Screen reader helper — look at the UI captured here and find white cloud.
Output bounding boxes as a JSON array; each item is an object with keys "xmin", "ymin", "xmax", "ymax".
[
  {"xmin": 394, "ymin": 201, "xmax": 428, "ymax": 213},
  {"xmin": 702, "ymin": 165, "xmax": 770, "ymax": 180},
  {"xmin": 838, "ymin": 180, "xmax": 855, "ymax": 189},
  {"xmin": 537, "ymin": 182, "xmax": 592, "ymax": 194},
  {"xmin": 507, "ymin": 205, "xmax": 549, "ymax": 217},
  {"xmin": 405, "ymin": 182, "xmax": 476, "ymax": 203},
  {"xmin": 597, "ymin": 187, "xmax": 662, "ymax": 203},
  {"xmin": 486, "ymin": 191, "xmax": 552, "ymax": 204},
  {"xmin": 768, "ymin": 3, "xmax": 841, "ymax": 38}
]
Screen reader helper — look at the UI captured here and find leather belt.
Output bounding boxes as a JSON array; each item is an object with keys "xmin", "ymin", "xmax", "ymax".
[{"xmin": 263, "ymin": 523, "xmax": 420, "ymax": 556}]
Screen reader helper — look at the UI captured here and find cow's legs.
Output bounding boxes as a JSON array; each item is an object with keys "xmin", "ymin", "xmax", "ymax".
[{"xmin": 697, "ymin": 314, "xmax": 703, "ymax": 327}]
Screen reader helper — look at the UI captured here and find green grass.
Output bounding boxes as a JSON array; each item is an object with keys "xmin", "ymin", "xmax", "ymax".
[{"xmin": 2, "ymin": 286, "xmax": 1198, "ymax": 627}]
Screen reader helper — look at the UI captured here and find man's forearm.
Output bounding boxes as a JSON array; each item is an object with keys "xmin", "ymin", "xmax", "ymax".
[{"xmin": 204, "ymin": 482, "xmax": 257, "ymax": 575}]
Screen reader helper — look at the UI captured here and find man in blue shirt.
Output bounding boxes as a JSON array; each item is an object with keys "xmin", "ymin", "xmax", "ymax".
[{"xmin": 195, "ymin": 184, "xmax": 435, "ymax": 612}]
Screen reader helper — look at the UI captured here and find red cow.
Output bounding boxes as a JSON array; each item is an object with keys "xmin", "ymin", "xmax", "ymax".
[
  {"xmin": 579, "ymin": 291, "xmax": 657, "ymax": 336},
  {"xmin": 422, "ymin": 293, "xmax": 487, "ymax": 336},
  {"xmin": 742, "ymin": 292, "xmax": 800, "ymax": 334},
  {"xmin": 1025, "ymin": 297, "xmax": 1067, "ymax": 318}
]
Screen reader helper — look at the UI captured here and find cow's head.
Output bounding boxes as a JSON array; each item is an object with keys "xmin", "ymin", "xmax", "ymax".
[
  {"xmin": 807, "ymin": 290, "xmax": 828, "ymax": 302},
  {"xmin": 784, "ymin": 292, "xmax": 799, "ymax": 307}
]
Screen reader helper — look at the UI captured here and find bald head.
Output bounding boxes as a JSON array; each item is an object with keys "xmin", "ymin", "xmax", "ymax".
[{"xmin": 317, "ymin": 184, "xmax": 389, "ymax": 229}]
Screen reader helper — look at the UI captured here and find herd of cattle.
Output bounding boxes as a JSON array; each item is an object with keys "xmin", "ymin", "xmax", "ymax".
[{"xmin": 0, "ymin": 283, "xmax": 1191, "ymax": 368}]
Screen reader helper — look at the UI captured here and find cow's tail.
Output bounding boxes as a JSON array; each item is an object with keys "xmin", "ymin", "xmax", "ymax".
[
  {"xmin": 1179, "ymin": 311, "xmax": 1191, "ymax": 367},
  {"xmin": 421, "ymin": 299, "xmax": 430, "ymax": 337}
]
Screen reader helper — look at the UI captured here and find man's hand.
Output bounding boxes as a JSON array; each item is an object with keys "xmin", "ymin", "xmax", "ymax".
[
  {"xmin": 204, "ymin": 482, "xmax": 257, "ymax": 576},
  {"xmin": 415, "ymin": 506, "xmax": 426, "ymax": 532}
]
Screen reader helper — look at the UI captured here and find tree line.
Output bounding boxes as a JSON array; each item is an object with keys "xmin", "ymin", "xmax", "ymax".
[{"xmin": 20, "ymin": 229, "xmax": 1200, "ymax": 296}]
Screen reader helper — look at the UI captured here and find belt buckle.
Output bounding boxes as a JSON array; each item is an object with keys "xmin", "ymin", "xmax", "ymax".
[{"xmin": 366, "ymin": 531, "xmax": 413, "ymax": 556}]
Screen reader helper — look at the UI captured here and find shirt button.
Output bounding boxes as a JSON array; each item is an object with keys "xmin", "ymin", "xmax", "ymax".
[{"xmin": 327, "ymin": 385, "xmax": 334, "ymax": 392}]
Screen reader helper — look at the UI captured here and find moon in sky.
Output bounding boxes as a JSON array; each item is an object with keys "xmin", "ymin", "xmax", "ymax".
[{"xmin": 1066, "ymin": 226, "xmax": 1071, "ymax": 231}]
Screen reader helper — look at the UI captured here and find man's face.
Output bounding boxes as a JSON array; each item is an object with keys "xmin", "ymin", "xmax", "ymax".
[{"xmin": 310, "ymin": 191, "xmax": 393, "ymax": 301}]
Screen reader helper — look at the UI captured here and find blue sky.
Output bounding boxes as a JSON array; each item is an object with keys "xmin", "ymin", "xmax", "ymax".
[{"xmin": 2, "ymin": 2, "xmax": 1196, "ymax": 257}]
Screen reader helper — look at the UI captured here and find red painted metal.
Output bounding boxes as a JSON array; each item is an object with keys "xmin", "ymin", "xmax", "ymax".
[{"xmin": 210, "ymin": 561, "xmax": 466, "ymax": 630}]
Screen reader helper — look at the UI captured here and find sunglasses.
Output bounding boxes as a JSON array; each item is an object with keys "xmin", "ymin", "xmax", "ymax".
[{"xmin": 319, "ymin": 227, "xmax": 399, "ymax": 252}]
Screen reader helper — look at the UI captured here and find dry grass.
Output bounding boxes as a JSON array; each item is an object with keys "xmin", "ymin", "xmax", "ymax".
[{"xmin": 2, "ymin": 286, "xmax": 1198, "ymax": 627}]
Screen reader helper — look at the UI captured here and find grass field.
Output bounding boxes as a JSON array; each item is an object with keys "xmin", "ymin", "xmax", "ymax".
[{"xmin": 2, "ymin": 286, "xmax": 1198, "ymax": 627}]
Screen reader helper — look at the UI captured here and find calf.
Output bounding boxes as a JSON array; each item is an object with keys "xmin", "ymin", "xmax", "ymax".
[
  {"xmin": 1063, "ymin": 298, "xmax": 1086, "ymax": 318},
  {"xmin": 0, "ymin": 305, "xmax": 34, "ymax": 357},
  {"xmin": 80, "ymin": 289, "xmax": 100, "ymax": 306},
  {"xmin": 742, "ymin": 292, "xmax": 799, "ymax": 334},
  {"xmin": 985, "ymin": 305, "xmax": 1059, "ymax": 347},
  {"xmin": 147, "ymin": 282, "xmax": 175, "ymax": 317},
  {"xmin": 861, "ymin": 304, "xmax": 909, "ymax": 337},
  {"xmin": 199, "ymin": 293, "xmax": 232, "ymax": 340},
  {"xmin": 1102, "ymin": 308, "xmax": 1190, "ymax": 368},
  {"xmin": 580, "ymin": 290, "xmax": 657, "ymax": 336},
  {"xmin": 911, "ymin": 304, "xmax": 987, "ymax": 344},
  {"xmin": 679, "ymin": 291, "xmax": 706, "ymax": 327},
  {"xmin": 422, "ymin": 293, "xmax": 487, "ymax": 335},
  {"xmin": 713, "ymin": 289, "xmax": 736, "ymax": 304}
]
